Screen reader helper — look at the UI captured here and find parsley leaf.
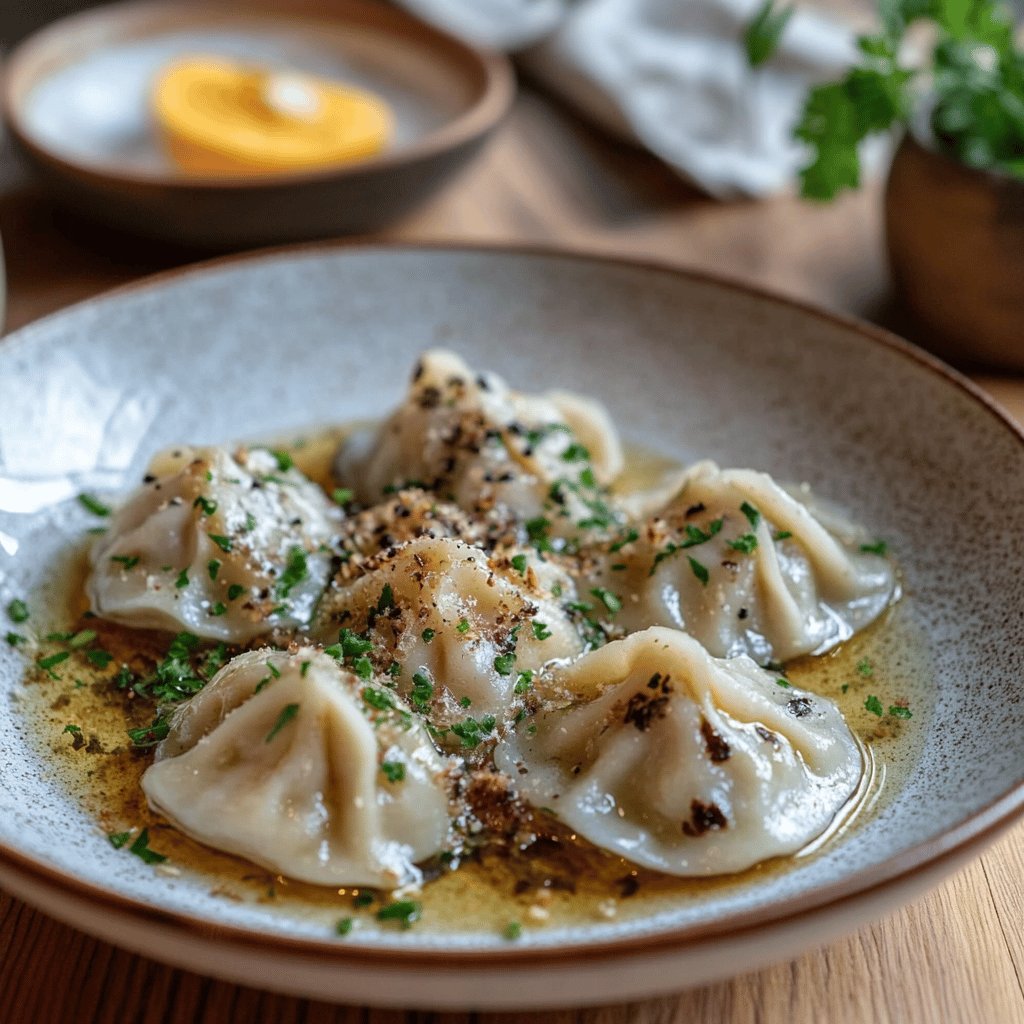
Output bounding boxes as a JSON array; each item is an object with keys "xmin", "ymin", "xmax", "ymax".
[
  {"xmin": 864, "ymin": 694, "xmax": 884, "ymax": 717},
  {"xmin": 687, "ymin": 556, "xmax": 710, "ymax": 586},
  {"xmin": 78, "ymin": 493, "xmax": 111, "ymax": 517},
  {"xmin": 265, "ymin": 703, "xmax": 300, "ymax": 743},
  {"xmin": 743, "ymin": 0, "xmax": 794, "ymax": 68}
]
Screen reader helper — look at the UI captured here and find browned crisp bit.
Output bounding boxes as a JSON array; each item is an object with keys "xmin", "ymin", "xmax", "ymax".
[
  {"xmin": 755, "ymin": 724, "xmax": 779, "ymax": 746},
  {"xmin": 681, "ymin": 799, "xmax": 728, "ymax": 837},
  {"xmin": 700, "ymin": 717, "xmax": 732, "ymax": 762},
  {"xmin": 622, "ymin": 680, "xmax": 672, "ymax": 732},
  {"xmin": 787, "ymin": 697, "xmax": 813, "ymax": 718},
  {"xmin": 616, "ymin": 874, "xmax": 640, "ymax": 898}
]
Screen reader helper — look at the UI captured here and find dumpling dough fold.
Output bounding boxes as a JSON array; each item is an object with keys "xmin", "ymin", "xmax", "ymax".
[
  {"xmin": 497, "ymin": 627, "xmax": 863, "ymax": 876},
  {"xmin": 142, "ymin": 647, "xmax": 454, "ymax": 888}
]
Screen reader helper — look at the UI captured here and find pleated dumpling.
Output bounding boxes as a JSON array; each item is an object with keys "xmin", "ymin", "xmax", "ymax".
[
  {"xmin": 87, "ymin": 446, "xmax": 336, "ymax": 641},
  {"xmin": 589, "ymin": 461, "xmax": 896, "ymax": 662},
  {"xmin": 496, "ymin": 628, "xmax": 863, "ymax": 876},
  {"xmin": 312, "ymin": 536, "xmax": 583, "ymax": 746},
  {"xmin": 142, "ymin": 647, "xmax": 455, "ymax": 888},
  {"xmin": 335, "ymin": 349, "xmax": 626, "ymax": 540}
]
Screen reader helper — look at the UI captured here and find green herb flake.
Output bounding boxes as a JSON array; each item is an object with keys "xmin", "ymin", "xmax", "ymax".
[
  {"xmin": 174, "ymin": 568, "xmax": 190, "ymax": 589},
  {"xmin": 776, "ymin": 678, "xmax": 791, "ymax": 689},
  {"xmin": 590, "ymin": 587, "xmax": 622, "ymax": 615},
  {"xmin": 381, "ymin": 761, "xmax": 406, "ymax": 783},
  {"xmin": 128, "ymin": 827, "xmax": 167, "ymax": 865},
  {"xmin": 38, "ymin": 651, "xmax": 71, "ymax": 671},
  {"xmin": 609, "ymin": 528, "xmax": 639, "ymax": 553},
  {"xmin": 728, "ymin": 533, "xmax": 759, "ymax": 555},
  {"xmin": 561, "ymin": 442, "xmax": 591, "ymax": 463},
  {"xmin": 773, "ymin": 530, "xmax": 793, "ymax": 541},
  {"xmin": 377, "ymin": 584, "xmax": 394, "ymax": 614},
  {"xmin": 68, "ymin": 629, "xmax": 97, "ymax": 649},
  {"xmin": 856, "ymin": 657, "xmax": 874, "ymax": 678},
  {"xmin": 503, "ymin": 921, "xmax": 523, "ymax": 941},
  {"xmin": 265, "ymin": 703, "xmax": 300, "ymax": 742},
  {"xmin": 209, "ymin": 602, "xmax": 227, "ymax": 617},
  {"xmin": 6, "ymin": 599, "xmax": 29, "ymax": 624},
  {"xmin": 511, "ymin": 554, "xmax": 528, "ymax": 575},
  {"xmin": 376, "ymin": 900, "xmax": 422, "ymax": 929},
  {"xmin": 888, "ymin": 704, "xmax": 913, "ymax": 720},
  {"xmin": 514, "ymin": 670, "xmax": 534, "ymax": 695},
  {"xmin": 494, "ymin": 652, "xmax": 516, "ymax": 676},
  {"xmin": 62, "ymin": 723, "xmax": 82, "ymax": 736},
  {"xmin": 108, "ymin": 831, "xmax": 132, "ymax": 849},
  {"xmin": 864, "ymin": 695, "xmax": 884, "ymax": 717},
  {"xmin": 410, "ymin": 672, "xmax": 434, "ymax": 711},
  {"xmin": 421, "ymin": 627, "xmax": 436, "ymax": 644},
  {"xmin": 192, "ymin": 496, "xmax": 217, "ymax": 516},
  {"xmin": 332, "ymin": 487, "xmax": 354, "ymax": 506},
  {"xmin": 531, "ymin": 620, "xmax": 552, "ymax": 641},
  {"xmin": 687, "ymin": 556, "xmax": 710, "ymax": 586},
  {"xmin": 207, "ymin": 559, "xmax": 222, "ymax": 581},
  {"xmin": 740, "ymin": 502, "xmax": 761, "ymax": 529},
  {"xmin": 276, "ymin": 547, "xmax": 308, "ymax": 599},
  {"xmin": 209, "ymin": 534, "xmax": 233, "ymax": 553},
  {"xmin": 353, "ymin": 891, "xmax": 375, "ymax": 908},
  {"xmin": 6, "ymin": 632, "xmax": 26, "ymax": 646},
  {"xmin": 456, "ymin": 618, "xmax": 471, "ymax": 634},
  {"xmin": 743, "ymin": 0, "xmax": 794, "ymax": 68},
  {"xmin": 363, "ymin": 687, "xmax": 396, "ymax": 713},
  {"xmin": 271, "ymin": 449, "xmax": 294, "ymax": 472},
  {"xmin": 300, "ymin": 660, "xmax": 311, "ymax": 677},
  {"xmin": 110, "ymin": 555, "xmax": 140, "ymax": 570},
  {"xmin": 86, "ymin": 649, "xmax": 114, "ymax": 669},
  {"xmin": 78, "ymin": 493, "xmax": 111, "ymax": 517},
  {"xmin": 861, "ymin": 540, "xmax": 888, "ymax": 556},
  {"xmin": 335, "ymin": 917, "xmax": 354, "ymax": 936},
  {"xmin": 226, "ymin": 583, "xmax": 244, "ymax": 601}
]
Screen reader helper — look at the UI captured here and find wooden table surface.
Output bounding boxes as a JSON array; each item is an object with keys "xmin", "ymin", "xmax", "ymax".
[{"xmin": 2, "ymin": 87, "xmax": 1024, "ymax": 1024}]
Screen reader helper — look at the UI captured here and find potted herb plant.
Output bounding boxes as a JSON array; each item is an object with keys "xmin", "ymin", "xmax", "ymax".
[{"xmin": 750, "ymin": 0, "xmax": 1024, "ymax": 368}]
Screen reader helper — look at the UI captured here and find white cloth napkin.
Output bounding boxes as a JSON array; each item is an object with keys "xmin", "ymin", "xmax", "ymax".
[{"xmin": 396, "ymin": 0, "xmax": 860, "ymax": 198}]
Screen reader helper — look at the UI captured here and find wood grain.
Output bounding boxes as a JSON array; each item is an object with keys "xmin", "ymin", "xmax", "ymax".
[{"xmin": 3, "ymin": 86, "xmax": 1024, "ymax": 1024}]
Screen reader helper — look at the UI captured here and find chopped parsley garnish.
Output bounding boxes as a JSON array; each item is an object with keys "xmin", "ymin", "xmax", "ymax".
[
  {"xmin": 889, "ymin": 704, "xmax": 913, "ymax": 720},
  {"xmin": 687, "ymin": 556, "xmax": 710, "ymax": 586},
  {"xmin": 410, "ymin": 672, "xmax": 434, "ymax": 711},
  {"xmin": 108, "ymin": 831, "xmax": 131, "ymax": 849},
  {"xmin": 421, "ymin": 628, "xmax": 436, "ymax": 644},
  {"xmin": 381, "ymin": 761, "xmax": 406, "ymax": 783},
  {"xmin": 62, "ymin": 723, "xmax": 82, "ymax": 736},
  {"xmin": 110, "ymin": 555, "xmax": 140, "ymax": 570},
  {"xmin": 856, "ymin": 657, "xmax": 874, "ymax": 678},
  {"xmin": 776, "ymin": 678, "xmax": 791, "ymax": 688},
  {"xmin": 609, "ymin": 528, "xmax": 639, "ymax": 553},
  {"xmin": 511, "ymin": 554, "xmax": 528, "ymax": 575},
  {"xmin": 728, "ymin": 533, "xmax": 759, "ymax": 554},
  {"xmin": 773, "ymin": 530, "xmax": 793, "ymax": 541},
  {"xmin": 531, "ymin": 621, "xmax": 552, "ymax": 641},
  {"xmin": 227, "ymin": 583, "xmax": 244, "ymax": 601},
  {"xmin": 5, "ymin": 632, "xmax": 25, "ymax": 646},
  {"xmin": 456, "ymin": 618, "xmax": 471, "ymax": 634},
  {"xmin": 128, "ymin": 828, "xmax": 167, "ymax": 865},
  {"xmin": 332, "ymin": 487, "xmax": 354, "ymax": 505},
  {"xmin": 6, "ymin": 599, "xmax": 29, "ymax": 623},
  {"xmin": 525, "ymin": 516, "xmax": 552, "ymax": 552},
  {"xmin": 209, "ymin": 535, "xmax": 233, "ymax": 553},
  {"xmin": 38, "ymin": 651, "xmax": 71, "ymax": 671},
  {"xmin": 192, "ymin": 496, "xmax": 217, "ymax": 516},
  {"xmin": 209, "ymin": 602, "xmax": 227, "ymax": 617},
  {"xmin": 175, "ymin": 569, "xmax": 190, "ymax": 589},
  {"xmin": 276, "ymin": 547, "xmax": 308, "ymax": 598},
  {"xmin": 265, "ymin": 703, "xmax": 300, "ymax": 742},
  {"xmin": 377, "ymin": 584, "xmax": 394, "ymax": 613},
  {"xmin": 338, "ymin": 628, "xmax": 374, "ymax": 657},
  {"xmin": 861, "ymin": 540, "xmax": 888, "ymax": 556},
  {"xmin": 207, "ymin": 559, "xmax": 221, "ymax": 580},
  {"xmin": 335, "ymin": 917, "xmax": 354, "ymax": 936},
  {"xmin": 300, "ymin": 660, "xmax": 311, "ymax": 677},
  {"xmin": 127, "ymin": 715, "xmax": 171, "ymax": 747},
  {"xmin": 86, "ymin": 649, "xmax": 114, "ymax": 669},
  {"xmin": 503, "ymin": 921, "xmax": 523, "ymax": 940},
  {"xmin": 493, "ymin": 652, "xmax": 516, "ymax": 676},
  {"xmin": 682, "ymin": 519, "xmax": 724, "ymax": 548},
  {"xmin": 743, "ymin": 0, "xmax": 794, "ymax": 67},
  {"xmin": 450, "ymin": 714, "xmax": 496, "ymax": 749},
  {"xmin": 363, "ymin": 687, "xmax": 396, "ymax": 713},
  {"xmin": 352, "ymin": 656, "xmax": 373, "ymax": 680},
  {"xmin": 375, "ymin": 900, "xmax": 421, "ymax": 929},
  {"xmin": 353, "ymin": 891, "xmax": 375, "ymax": 908},
  {"xmin": 68, "ymin": 629, "xmax": 97, "ymax": 649},
  {"xmin": 271, "ymin": 449, "xmax": 294, "ymax": 472},
  {"xmin": 78, "ymin": 493, "xmax": 111, "ymax": 517},
  {"xmin": 514, "ymin": 670, "xmax": 533, "ymax": 695},
  {"xmin": 740, "ymin": 502, "xmax": 761, "ymax": 529},
  {"xmin": 243, "ymin": 512, "xmax": 257, "ymax": 532},
  {"xmin": 590, "ymin": 587, "xmax": 621, "ymax": 615},
  {"xmin": 864, "ymin": 695, "xmax": 884, "ymax": 717},
  {"xmin": 561, "ymin": 442, "xmax": 591, "ymax": 463}
]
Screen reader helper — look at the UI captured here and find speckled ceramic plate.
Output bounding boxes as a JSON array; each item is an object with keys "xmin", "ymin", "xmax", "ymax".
[{"xmin": 1, "ymin": 244, "xmax": 1023, "ymax": 1010}]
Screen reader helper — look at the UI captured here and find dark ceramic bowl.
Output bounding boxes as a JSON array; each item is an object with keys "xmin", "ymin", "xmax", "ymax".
[{"xmin": 1, "ymin": 0, "xmax": 514, "ymax": 249}]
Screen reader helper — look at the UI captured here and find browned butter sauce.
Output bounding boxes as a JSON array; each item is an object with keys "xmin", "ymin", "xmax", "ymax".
[{"xmin": 17, "ymin": 429, "xmax": 931, "ymax": 937}]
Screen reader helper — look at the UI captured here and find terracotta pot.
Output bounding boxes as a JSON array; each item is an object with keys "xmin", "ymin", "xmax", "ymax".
[{"xmin": 885, "ymin": 131, "xmax": 1024, "ymax": 369}]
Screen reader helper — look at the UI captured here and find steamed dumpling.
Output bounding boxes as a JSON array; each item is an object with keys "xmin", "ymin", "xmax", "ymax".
[
  {"xmin": 587, "ymin": 461, "xmax": 896, "ymax": 662},
  {"xmin": 312, "ymin": 535, "xmax": 583, "ymax": 743},
  {"xmin": 335, "ymin": 349, "xmax": 625, "ymax": 541},
  {"xmin": 496, "ymin": 627, "xmax": 863, "ymax": 876},
  {"xmin": 142, "ymin": 647, "xmax": 455, "ymax": 888},
  {"xmin": 87, "ymin": 446, "xmax": 336, "ymax": 641}
]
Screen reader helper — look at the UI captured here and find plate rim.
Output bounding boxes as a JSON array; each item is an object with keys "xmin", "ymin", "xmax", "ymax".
[
  {"xmin": 2, "ymin": 239, "xmax": 1023, "ymax": 966},
  {"xmin": 1, "ymin": 0, "xmax": 515, "ymax": 191}
]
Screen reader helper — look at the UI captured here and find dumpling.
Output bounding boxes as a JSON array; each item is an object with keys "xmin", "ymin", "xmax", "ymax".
[
  {"xmin": 142, "ymin": 647, "xmax": 455, "ymax": 888},
  {"xmin": 496, "ymin": 627, "xmax": 863, "ymax": 876},
  {"xmin": 335, "ymin": 349, "xmax": 626, "ymax": 543},
  {"xmin": 312, "ymin": 535, "xmax": 583, "ymax": 745},
  {"xmin": 87, "ymin": 446, "xmax": 336, "ymax": 641},
  {"xmin": 586, "ymin": 461, "xmax": 896, "ymax": 662}
]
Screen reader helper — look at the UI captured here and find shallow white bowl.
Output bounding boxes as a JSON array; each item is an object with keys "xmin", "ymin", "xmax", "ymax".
[{"xmin": 1, "ymin": 244, "xmax": 1023, "ymax": 1009}]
